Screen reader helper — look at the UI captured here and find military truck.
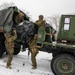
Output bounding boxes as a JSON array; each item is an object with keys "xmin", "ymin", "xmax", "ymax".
[
  {"xmin": 0, "ymin": 6, "xmax": 75, "ymax": 75},
  {"xmin": 0, "ymin": 6, "xmax": 29, "ymax": 57},
  {"xmin": 36, "ymin": 15, "xmax": 75, "ymax": 75}
]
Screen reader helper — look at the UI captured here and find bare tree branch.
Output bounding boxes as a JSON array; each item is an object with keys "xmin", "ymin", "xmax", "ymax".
[
  {"xmin": 46, "ymin": 15, "xmax": 60, "ymax": 31},
  {"xmin": 0, "ymin": 2, "xmax": 14, "ymax": 10}
]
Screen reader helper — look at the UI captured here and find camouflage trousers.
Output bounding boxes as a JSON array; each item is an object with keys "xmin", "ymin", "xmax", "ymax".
[
  {"xmin": 28, "ymin": 39, "xmax": 38, "ymax": 69},
  {"xmin": 5, "ymin": 40, "xmax": 14, "ymax": 67},
  {"xmin": 4, "ymin": 32, "xmax": 17, "ymax": 68}
]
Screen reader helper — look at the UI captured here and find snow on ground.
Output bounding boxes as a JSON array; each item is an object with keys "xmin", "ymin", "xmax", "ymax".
[{"xmin": 0, "ymin": 50, "xmax": 54, "ymax": 75}]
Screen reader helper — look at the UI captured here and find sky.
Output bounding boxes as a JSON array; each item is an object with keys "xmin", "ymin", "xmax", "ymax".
[{"xmin": 0, "ymin": 0, "xmax": 75, "ymax": 21}]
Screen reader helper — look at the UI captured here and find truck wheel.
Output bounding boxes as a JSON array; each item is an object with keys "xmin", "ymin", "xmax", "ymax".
[
  {"xmin": 0, "ymin": 47, "xmax": 6, "ymax": 57},
  {"xmin": 0, "ymin": 42, "xmax": 6, "ymax": 57},
  {"xmin": 14, "ymin": 45, "xmax": 21, "ymax": 55},
  {"xmin": 0, "ymin": 50, "xmax": 4, "ymax": 57},
  {"xmin": 51, "ymin": 54, "xmax": 75, "ymax": 75}
]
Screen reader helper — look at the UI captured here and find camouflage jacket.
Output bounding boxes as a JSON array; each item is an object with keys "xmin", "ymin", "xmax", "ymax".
[{"xmin": 35, "ymin": 20, "xmax": 45, "ymax": 27}]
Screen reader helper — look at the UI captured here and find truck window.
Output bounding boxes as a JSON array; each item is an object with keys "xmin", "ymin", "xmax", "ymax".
[{"xmin": 63, "ymin": 18, "xmax": 70, "ymax": 30}]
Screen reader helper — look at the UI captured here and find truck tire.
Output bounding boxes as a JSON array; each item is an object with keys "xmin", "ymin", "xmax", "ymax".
[
  {"xmin": 14, "ymin": 45, "xmax": 21, "ymax": 55},
  {"xmin": 0, "ymin": 42, "xmax": 6, "ymax": 58},
  {"xmin": 51, "ymin": 54, "xmax": 75, "ymax": 75},
  {"xmin": 0, "ymin": 32, "xmax": 6, "ymax": 57},
  {"xmin": 0, "ymin": 50, "xmax": 4, "ymax": 58},
  {"xmin": 0, "ymin": 47, "xmax": 6, "ymax": 58}
]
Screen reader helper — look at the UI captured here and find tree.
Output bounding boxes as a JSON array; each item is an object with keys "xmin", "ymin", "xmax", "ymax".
[
  {"xmin": 0, "ymin": 2, "xmax": 32, "ymax": 21},
  {"xmin": 0, "ymin": 2, "xmax": 14, "ymax": 10},
  {"xmin": 46, "ymin": 15, "xmax": 60, "ymax": 31},
  {"xmin": 45, "ymin": 15, "xmax": 60, "ymax": 40}
]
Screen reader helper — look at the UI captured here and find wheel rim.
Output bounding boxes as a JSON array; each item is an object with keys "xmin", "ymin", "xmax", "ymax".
[{"xmin": 56, "ymin": 59, "xmax": 74, "ymax": 74}]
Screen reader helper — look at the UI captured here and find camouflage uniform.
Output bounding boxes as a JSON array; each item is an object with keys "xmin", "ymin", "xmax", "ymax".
[
  {"xmin": 4, "ymin": 11, "xmax": 24, "ymax": 69},
  {"xmin": 28, "ymin": 34, "xmax": 38, "ymax": 69},
  {"xmin": 35, "ymin": 20, "xmax": 45, "ymax": 27},
  {"xmin": 29, "ymin": 15, "xmax": 45, "ymax": 69},
  {"xmin": 4, "ymin": 30, "xmax": 17, "ymax": 69}
]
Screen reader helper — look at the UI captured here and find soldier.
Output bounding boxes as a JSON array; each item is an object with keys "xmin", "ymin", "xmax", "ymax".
[
  {"xmin": 4, "ymin": 12, "xmax": 24, "ymax": 69},
  {"xmin": 29, "ymin": 15, "xmax": 45, "ymax": 69},
  {"xmin": 29, "ymin": 34, "xmax": 38, "ymax": 69},
  {"xmin": 35, "ymin": 15, "xmax": 45, "ymax": 27},
  {"xmin": 4, "ymin": 29, "xmax": 17, "ymax": 69}
]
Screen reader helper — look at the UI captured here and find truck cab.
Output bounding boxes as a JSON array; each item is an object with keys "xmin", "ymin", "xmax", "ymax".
[{"xmin": 36, "ymin": 15, "xmax": 75, "ymax": 75}]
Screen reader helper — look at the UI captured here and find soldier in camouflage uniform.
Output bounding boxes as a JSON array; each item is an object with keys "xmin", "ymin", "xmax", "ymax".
[
  {"xmin": 4, "ymin": 29, "xmax": 17, "ymax": 69},
  {"xmin": 29, "ymin": 15, "xmax": 45, "ymax": 69},
  {"xmin": 35, "ymin": 15, "xmax": 45, "ymax": 27},
  {"xmin": 4, "ymin": 12, "xmax": 24, "ymax": 69},
  {"xmin": 29, "ymin": 34, "xmax": 38, "ymax": 69}
]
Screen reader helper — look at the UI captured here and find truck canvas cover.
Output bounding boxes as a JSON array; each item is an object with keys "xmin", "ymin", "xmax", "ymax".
[
  {"xmin": 0, "ymin": 7, "xmax": 29, "ymax": 32},
  {"xmin": 0, "ymin": 7, "xmax": 14, "ymax": 32}
]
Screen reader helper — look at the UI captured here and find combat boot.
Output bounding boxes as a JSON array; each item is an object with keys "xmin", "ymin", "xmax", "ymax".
[
  {"xmin": 32, "ymin": 64, "xmax": 37, "ymax": 69},
  {"xmin": 6, "ymin": 63, "xmax": 11, "ymax": 69},
  {"xmin": 32, "ymin": 66, "xmax": 37, "ymax": 69}
]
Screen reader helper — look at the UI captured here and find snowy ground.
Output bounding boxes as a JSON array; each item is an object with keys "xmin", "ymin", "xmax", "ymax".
[{"xmin": 0, "ymin": 50, "xmax": 54, "ymax": 75}]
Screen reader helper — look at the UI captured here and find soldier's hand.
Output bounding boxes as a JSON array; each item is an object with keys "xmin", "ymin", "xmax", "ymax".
[
  {"xmin": 8, "ymin": 38, "xmax": 12, "ymax": 42},
  {"xmin": 34, "ymin": 34, "xmax": 37, "ymax": 40},
  {"xmin": 13, "ymin": 29, "xmax": 16, "ymax": 34}
]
